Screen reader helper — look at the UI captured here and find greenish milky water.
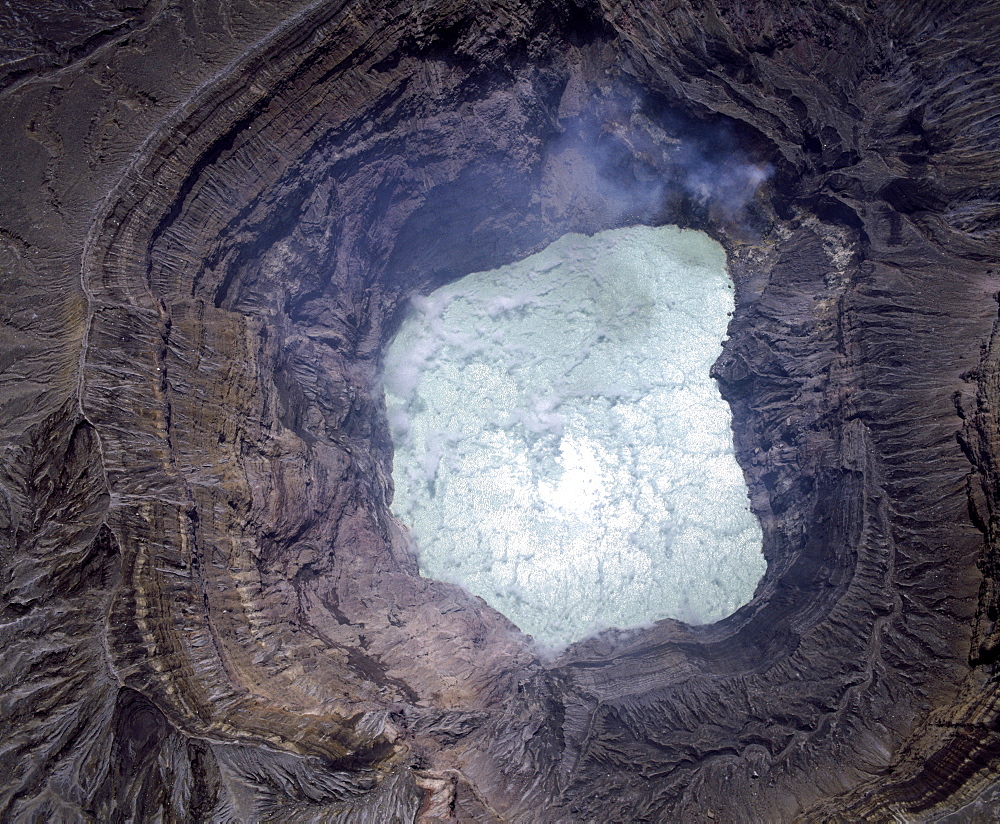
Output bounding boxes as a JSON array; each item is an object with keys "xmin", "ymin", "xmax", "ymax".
[{"xmin": 384, "ymin": 225, "xmax": 765, "ymax": 649}]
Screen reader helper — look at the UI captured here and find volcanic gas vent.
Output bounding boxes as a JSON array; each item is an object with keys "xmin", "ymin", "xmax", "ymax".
[{"xmin": 384, "ymin": 225, "xmax": 765, "ymax": 648}]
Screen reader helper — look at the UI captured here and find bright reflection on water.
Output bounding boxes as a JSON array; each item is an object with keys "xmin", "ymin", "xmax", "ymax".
[{"xmin": 384, "ymin": 225, "xmax": 765, "ymax": 649}]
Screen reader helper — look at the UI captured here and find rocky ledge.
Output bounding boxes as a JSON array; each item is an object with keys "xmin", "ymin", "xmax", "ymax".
[{"xmin": 1, "ymin": 0, "xmax": 999, "ymax": 820}]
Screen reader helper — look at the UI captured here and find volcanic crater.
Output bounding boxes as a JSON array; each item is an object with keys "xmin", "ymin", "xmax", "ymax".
[{"xmin": 2, "ymin": 1, "xmax": 1000, "ymax": 821}]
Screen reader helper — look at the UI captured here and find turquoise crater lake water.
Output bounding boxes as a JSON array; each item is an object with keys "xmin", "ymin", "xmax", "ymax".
[{"xmin": 384, "ymin": 225, "xmax": 766, "ymax": 649}]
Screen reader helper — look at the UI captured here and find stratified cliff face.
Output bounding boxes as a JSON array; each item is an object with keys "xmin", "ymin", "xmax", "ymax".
[{"xmin": 1, "ymin": 0, "xmax": 999, "ymax": 820}]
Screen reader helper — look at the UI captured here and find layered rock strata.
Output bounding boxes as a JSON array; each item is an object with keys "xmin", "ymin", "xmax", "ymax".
[{"xmin": 1, "ymin": 0, "xmax": 999, "ymax": 820}]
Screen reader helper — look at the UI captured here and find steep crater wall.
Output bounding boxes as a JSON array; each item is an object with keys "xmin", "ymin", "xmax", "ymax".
[{"xmin": 2, "ymin": 0, "xmax": 1000, "ymax": 820}]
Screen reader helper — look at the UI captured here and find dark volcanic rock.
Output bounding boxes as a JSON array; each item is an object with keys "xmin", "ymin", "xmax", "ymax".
[{"xmin": 1, "ymin": 0, "xmax": 999, "ymax": 820}]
